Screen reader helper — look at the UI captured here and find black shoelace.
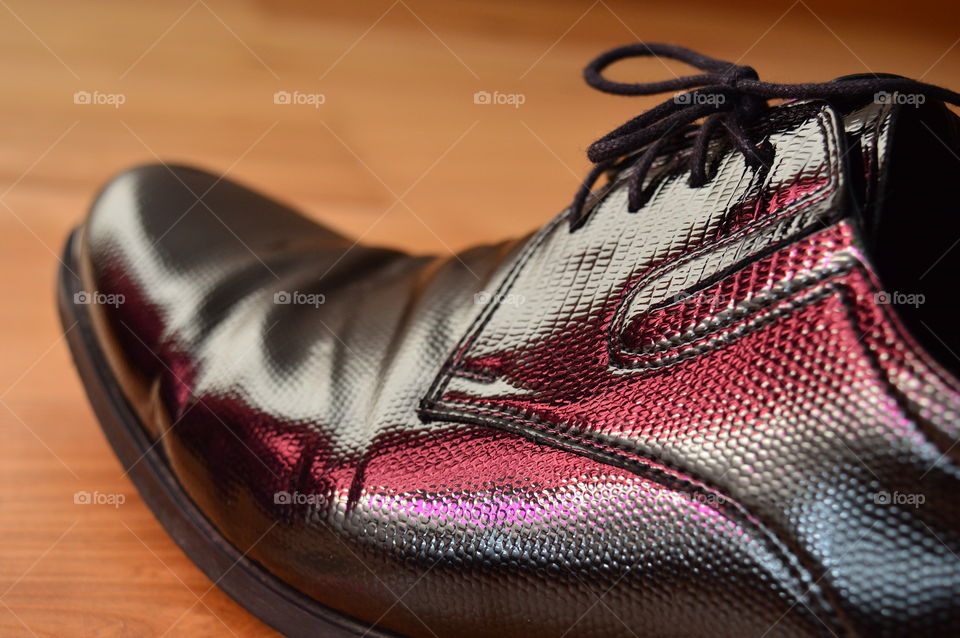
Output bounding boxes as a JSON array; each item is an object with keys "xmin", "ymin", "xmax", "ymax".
[{"xmin": 568, "ymin": 42, "xmax": 960, "ymax": 230}]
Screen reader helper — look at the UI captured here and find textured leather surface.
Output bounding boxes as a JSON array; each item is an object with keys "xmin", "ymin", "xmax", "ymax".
[{"xmin": 79, "ymin": 96, "xmax": 960, "ymax": 637}]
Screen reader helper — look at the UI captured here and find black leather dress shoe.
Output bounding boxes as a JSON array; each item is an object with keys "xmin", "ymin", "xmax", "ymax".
[{"xmin": 60, "ymin": 43, "xmax": 960, "ymax": 637}]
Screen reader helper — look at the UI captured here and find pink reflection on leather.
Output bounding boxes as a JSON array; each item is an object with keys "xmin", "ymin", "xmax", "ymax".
[{"xmin": 440, "ymin": 221, "xmax": 923, "ymax": 451}]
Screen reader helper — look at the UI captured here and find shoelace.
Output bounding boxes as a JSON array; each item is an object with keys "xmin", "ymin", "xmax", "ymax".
[{"xmin": 568, "ymin": 42, "xmax": 960, "ymax": 230}]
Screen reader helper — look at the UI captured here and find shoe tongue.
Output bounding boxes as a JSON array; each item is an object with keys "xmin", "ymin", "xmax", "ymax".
[
  {"xmin": 854, "ymin": 89, "xmax": 960, "ymax": 234},
  {"xmin": 856, "ymin": 89, "xmax": 960, "ymax": 373},
  {"xmin": 836, "ymin": 74, "xmax": 956, "ymax": 238}
]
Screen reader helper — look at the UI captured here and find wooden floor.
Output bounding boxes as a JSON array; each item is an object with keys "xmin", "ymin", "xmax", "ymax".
[{"xmin": 1, "ymin": 0, "xmax": 959, "ymax": 635}]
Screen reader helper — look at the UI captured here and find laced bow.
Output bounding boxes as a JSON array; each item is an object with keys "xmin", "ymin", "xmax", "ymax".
[{"xmin": 569, "ymin": 42, "xmax": 960, "ymax": 229}]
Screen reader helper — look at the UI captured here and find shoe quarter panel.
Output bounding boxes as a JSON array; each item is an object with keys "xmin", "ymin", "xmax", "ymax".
[{"xmin": 420, "ymin": 99, "xmax": 960, "ymax": 632}]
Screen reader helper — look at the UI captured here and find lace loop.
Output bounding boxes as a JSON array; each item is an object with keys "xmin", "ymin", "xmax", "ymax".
[{"xmin": 568, "ymin": 42, "xmax": 960, "ymax": 230}]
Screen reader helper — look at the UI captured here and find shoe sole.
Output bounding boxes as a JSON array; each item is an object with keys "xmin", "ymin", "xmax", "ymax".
[{"xmin": 57, "ymin": 229, "xmax": 400, "ymax": 638}]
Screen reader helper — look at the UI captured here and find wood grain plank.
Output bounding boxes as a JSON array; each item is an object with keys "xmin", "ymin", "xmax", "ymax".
[{"xmin": 2, "ymin": 0, "xmax": 958, "ymax": 635}]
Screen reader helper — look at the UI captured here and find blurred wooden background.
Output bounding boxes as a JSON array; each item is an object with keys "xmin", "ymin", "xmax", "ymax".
[{"xmin": 1, "ymin": 0, "xmax": 959, "ymax": 635}]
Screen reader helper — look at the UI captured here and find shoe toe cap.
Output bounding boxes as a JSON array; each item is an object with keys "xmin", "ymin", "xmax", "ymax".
[{"xmin": 78, "ymin": 163, "xmax": 376, "ymax": 424}]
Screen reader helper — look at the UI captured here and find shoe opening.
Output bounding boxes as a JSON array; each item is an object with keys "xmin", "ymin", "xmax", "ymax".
[{"xmin": 863, "ymin": 99, "xmax": 960, "ymax": 376}]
